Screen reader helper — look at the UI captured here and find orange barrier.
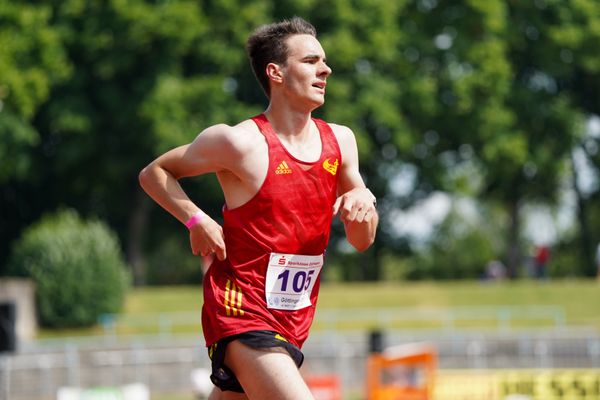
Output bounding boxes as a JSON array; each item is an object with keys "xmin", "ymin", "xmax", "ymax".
[
  {"xmin": 367, "ymin": 343, "xmax": 437, "ymax": 400},
  {"xmin": 306, "ymin": 374, "xmax": 342, "ymax": 400}
]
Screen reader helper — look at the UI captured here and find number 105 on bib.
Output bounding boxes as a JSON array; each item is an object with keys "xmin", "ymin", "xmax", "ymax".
[{"xmin": 265, "ymin": 253, "xmax": 323, "ymax": 311}]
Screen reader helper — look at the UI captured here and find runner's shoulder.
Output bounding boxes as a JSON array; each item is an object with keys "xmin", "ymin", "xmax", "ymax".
[
  {"xmin": 326, "ymin": 122, "xmax": 355, "ymax": 143},
  {"xmin": 200, "ymin": 119, "xmax": 264, "ymax": 154}
]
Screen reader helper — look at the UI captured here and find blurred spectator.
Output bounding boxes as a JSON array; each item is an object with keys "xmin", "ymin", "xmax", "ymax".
[
  {"xmin": 533, "ymin": 245, "xmax": 550, "ymax": 280},
  {"xmin": 485, "ymin": 260, "xmax": 506, "ymax": 281}
]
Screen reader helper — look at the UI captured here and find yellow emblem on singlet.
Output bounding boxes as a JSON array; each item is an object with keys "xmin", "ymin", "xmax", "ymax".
[{"xmin": 322, "ymin": 158, "xmax": 339, "ymax": 175}]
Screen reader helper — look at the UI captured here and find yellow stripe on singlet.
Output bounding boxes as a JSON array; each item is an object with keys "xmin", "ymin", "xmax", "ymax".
[
  {"xmin": 224, "ymin": 280, "xmax": 231, "ymax": 316},
  {"xmin": 224, "ymin": 279, "xmax": 244, "ymax": 316}
]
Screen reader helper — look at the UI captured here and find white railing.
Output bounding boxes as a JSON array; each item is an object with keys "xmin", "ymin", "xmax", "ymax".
[{"xmin": 95, "ymin": 305, "xmax": 567, "ymax": 339}]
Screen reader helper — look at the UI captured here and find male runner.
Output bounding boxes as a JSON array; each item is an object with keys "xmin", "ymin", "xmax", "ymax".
[{"xmin": 139, "ymin": 17, "xmax": 378, "ymax": 400}]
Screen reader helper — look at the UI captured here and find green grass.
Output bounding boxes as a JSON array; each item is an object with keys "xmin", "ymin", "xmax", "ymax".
[
  {"xmin": 39, "ymin": 279, "xmax": 600, "ymax": 338},
  {"xmin": 313, "ymin": 280, "xmax": 600, "ymax": 330},
  {"xmin": 317, "ymin": 280, "xmax": 600, "ymax": 325}
]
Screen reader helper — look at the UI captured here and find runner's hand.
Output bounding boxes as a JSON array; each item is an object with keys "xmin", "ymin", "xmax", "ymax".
[
  {"xmin": 189, "ymin": 217, "xmax": 227, "ymax": 261},
  {"xmin": 332, "ymin": 188, "xmax": 377, "ymax": 223}
]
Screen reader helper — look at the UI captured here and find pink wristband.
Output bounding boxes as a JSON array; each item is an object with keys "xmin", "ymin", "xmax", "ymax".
[{"xmin": 184, "ymin": 212, "xmax": 204, "ymax": 230}]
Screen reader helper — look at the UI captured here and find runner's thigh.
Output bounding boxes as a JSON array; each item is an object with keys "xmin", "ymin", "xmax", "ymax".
[
  {"xmin": 208, "ymin": 387, "xmax": 248, "ymax": 400},
  {"xmin": 225, "ymin": 339, "xmax": 315, "ymax": 400}
]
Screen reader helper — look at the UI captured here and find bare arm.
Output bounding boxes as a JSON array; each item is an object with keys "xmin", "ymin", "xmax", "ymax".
[
  {"xmin": 138, "ymin": 124, "xmax": 239, "ymax": 260},
  {"xmin": 332, "ymin": 125, "xmax": 378, "ymax": 252}
]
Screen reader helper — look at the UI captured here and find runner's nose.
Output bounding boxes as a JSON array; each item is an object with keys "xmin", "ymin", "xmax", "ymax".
[{"xmin": 319, "ymin": 61, "xmax": 332, "ymax": 77}]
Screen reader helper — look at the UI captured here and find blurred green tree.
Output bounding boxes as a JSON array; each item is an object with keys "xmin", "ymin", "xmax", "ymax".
[
  {"xmin": 8, "ymin": 209, "xmax": 128, "ymax": 328},
  {"xmin": 303, "ymin": 0, "xmax": 518, "ymax": 279},
  {"xmin": 312, "ymin": 0, "xmax": 591, "ymax": 279},
  {"xmin": 2, "ymin": 0, "xmax": 262, "ymax": 283},
  {"xmin": 4, "ymin": 0, "xmax": 600, "ymax": 283},
  {"xmin": 408, "ymin": 202, "xmax": 505, "ymax": 280},
  {"xmin": 542, "ymin": 0, "xmax": 600, "ymax": 276},
  {"xmin": 0, "ymin": 2, "xmax": 70, "ymax": 265},
  {"xmin": 0, "ymin": 2, "xmax": 70, "ymax": 181}
]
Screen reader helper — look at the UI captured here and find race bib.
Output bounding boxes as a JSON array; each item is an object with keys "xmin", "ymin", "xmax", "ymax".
[{"xmin": 265, "ymin": 253, "xmax": 323, "ymax": 310}]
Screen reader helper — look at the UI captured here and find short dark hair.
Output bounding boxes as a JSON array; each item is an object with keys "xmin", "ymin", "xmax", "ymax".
[{"xmin": 246, "ymin": 17, "xmax": 317, "ymax": 97}]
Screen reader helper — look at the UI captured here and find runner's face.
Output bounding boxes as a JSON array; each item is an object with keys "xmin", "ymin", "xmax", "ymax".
[{"xmin": 280, "ymin": 34, "xmax": 332, "ymax": 108}]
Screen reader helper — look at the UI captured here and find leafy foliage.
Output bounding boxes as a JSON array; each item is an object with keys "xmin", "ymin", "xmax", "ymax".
[
  {"xmin": 0, "ymin": 2, "xmax": 69, "ymax": 182},
  {"xmin": 8, "ymin": 210, "xmax": 129, "ymax": 327},
  {"xmin": 408, "ymin": 203, "xmax": 504, "ymax": 280},
  {"xmin": 2, "ymin": 0, "xmax": 600, "ymax": 283}
]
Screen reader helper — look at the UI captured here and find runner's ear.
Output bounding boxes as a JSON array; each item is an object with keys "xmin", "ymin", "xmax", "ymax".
[{"xmin": 266, "ymin": 63, "xmax": 284, "ymax": 84}]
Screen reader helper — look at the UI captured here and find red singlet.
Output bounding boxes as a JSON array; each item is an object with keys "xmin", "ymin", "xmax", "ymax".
[{"xmin": 201, "ymin": 114, "xmax": 341, "ymax": 349}]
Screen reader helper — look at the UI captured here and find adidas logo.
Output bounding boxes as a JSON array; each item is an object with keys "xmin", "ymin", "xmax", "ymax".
[{"xmin": 275, "ymin": 161, "xmax": 292, "ymax": 174}]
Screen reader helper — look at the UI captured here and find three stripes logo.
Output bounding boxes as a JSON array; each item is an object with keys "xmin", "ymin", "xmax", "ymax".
[
  {"xmin": 224, "ymin": 279, "xmax": 244, "ymax": 316},
  {"xmin": 275, "ymin": 161, "xmax": 292, "ymax": 174}
]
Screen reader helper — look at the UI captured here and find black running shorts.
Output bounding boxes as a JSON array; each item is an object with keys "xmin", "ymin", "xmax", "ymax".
[{"xmin": 207, "ymin": 330, "xmax": 305, "ymax": 393}]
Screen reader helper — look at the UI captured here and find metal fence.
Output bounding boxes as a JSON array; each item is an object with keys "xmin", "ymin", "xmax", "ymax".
[{"xmin": 95, "ymin": 305, "xmax": 568, "ymax": 337}]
